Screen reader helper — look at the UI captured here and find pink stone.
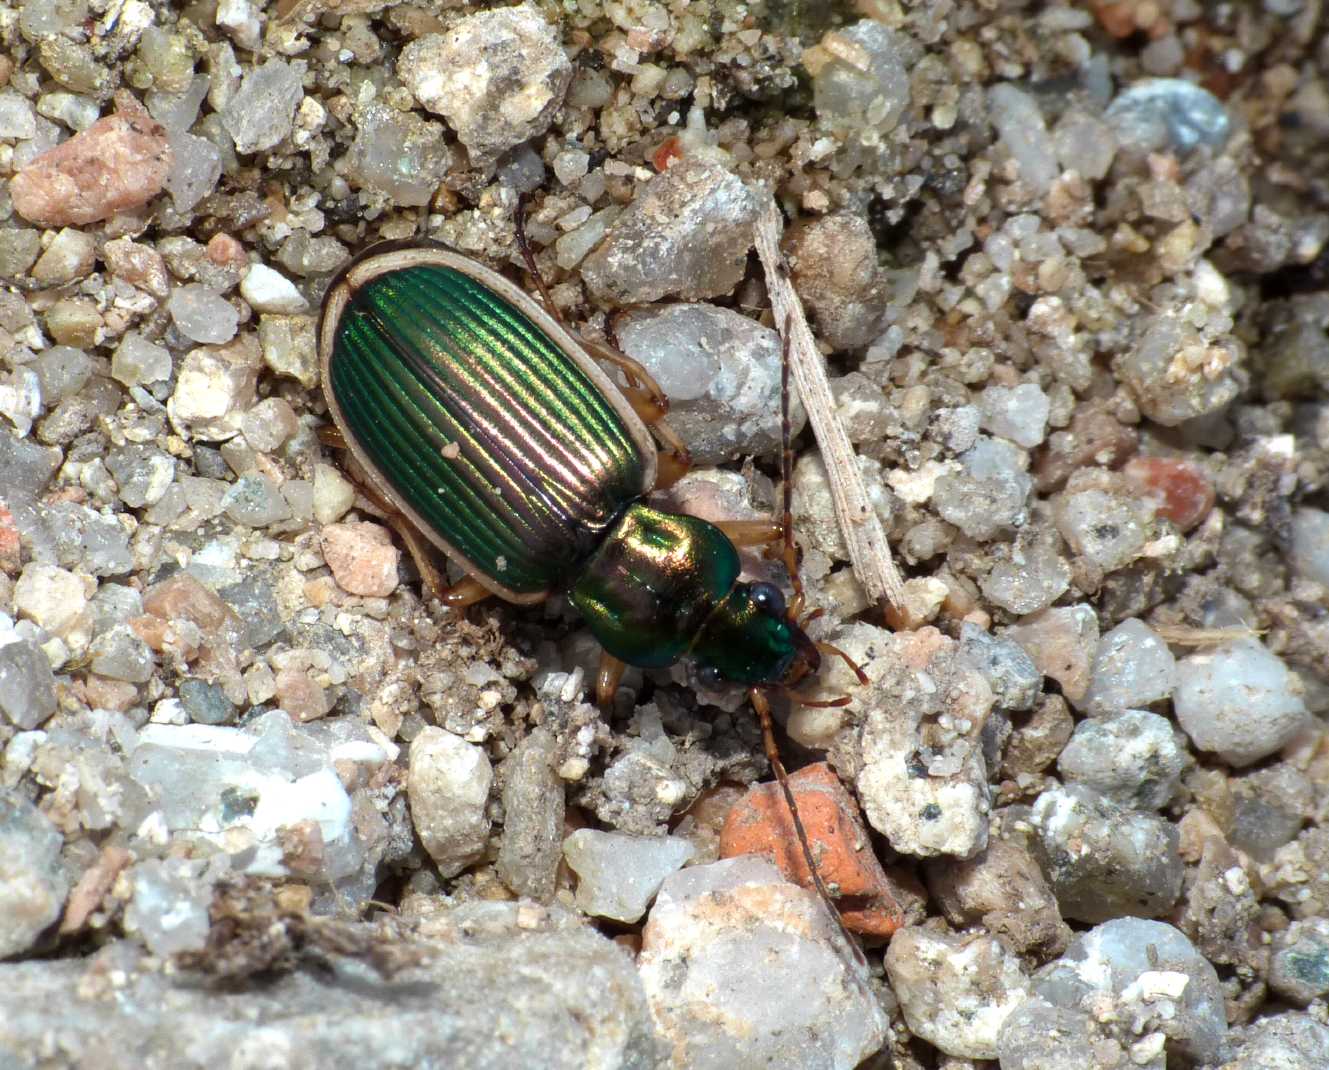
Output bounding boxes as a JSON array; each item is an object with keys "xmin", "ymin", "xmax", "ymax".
[
  {"xmin": 10, "ymin": 91, "xmax": 172, "ymax": 227},
  {"xmin": 1121, "ymin": 456, "xmax": 1215, "ymax": 532},
  {"xmin": 320, "ymin": 521, "xmax": 400, "ymax": 597},
  {"xmin": 275, "ymin": 668, "xmax": 333, "ymax": 723}
]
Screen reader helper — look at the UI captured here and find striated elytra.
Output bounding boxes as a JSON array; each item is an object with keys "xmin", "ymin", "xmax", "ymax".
[{"xmin": 318, "ymin": 241, "xmax": 821, "ymax": 691}]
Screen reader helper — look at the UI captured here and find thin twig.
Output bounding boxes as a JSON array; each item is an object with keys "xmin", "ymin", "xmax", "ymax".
[{"xmin": 753, "ymin": 196, "xmax": 905, "ymax": 612}]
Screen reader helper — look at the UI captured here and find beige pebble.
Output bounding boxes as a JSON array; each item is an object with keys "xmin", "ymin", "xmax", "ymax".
[{"xmin": 320, "ymin": 521, "xmax": 400, "ymax": 597}]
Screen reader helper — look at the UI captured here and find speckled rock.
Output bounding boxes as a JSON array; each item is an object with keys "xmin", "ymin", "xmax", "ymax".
[
  {"xmin": 398, "ymin": 4, "xmax": 571, "ymax": 165},
  {"xmin": 638, "ymin": 857, "xmax": 886, "ymax": 1070},
  {"xmin": 581, "ymin": 156, "xmax": 760, "ymax": 305},
  {"xmin": 1029, "ymin": 784, "xmax": 1183, "ymax": 923},
  {"xmin": 886, "ymin": 926, "xmax": 1030, "ymax": 1059},
  {"xmin": 11, "ymin": 92, "xmax": 172, "ymax": 226},
  {"xmin": 407, "ymin": 727, "xmax": 493, "ymax": 879}
]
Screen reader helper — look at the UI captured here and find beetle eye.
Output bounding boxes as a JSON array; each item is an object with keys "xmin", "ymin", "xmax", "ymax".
[
  {"xmin": 696, "ymin": 664, "xmax": 725, "ymax": 689},
  {"xmin": 749, "ymin": 582, "xmax": 786, "ymax": 618}
]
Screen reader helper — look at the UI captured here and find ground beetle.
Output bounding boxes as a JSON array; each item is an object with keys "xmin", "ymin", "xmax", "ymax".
[{"xmin": 317, "ymin": 219, "xmax": 865, "ymax": 944}]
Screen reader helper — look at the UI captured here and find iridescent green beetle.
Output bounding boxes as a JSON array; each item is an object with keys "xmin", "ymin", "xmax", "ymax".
[
  {"xmin": 318, "ymin": 236, "xmax": 866, "ymax": 947},
  {"xmin": 317, "ymin": 239, "xmax": 834, "ymax": 705}
]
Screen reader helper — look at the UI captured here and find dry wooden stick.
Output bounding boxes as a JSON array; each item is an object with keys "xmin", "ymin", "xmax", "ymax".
[{"xmin": 753, "ymin": 196, "xmax": 905, "ymax": 613}]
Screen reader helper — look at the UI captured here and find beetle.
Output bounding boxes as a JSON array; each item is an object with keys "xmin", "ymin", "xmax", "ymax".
[{"xmin": 317, "ymin": 223, "xmax": 865, "ymax": 947}]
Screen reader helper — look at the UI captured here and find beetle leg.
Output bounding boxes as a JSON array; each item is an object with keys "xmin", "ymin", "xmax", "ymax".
[
  {"xmin": 514, "ymin": 192, "xmax": 565, "ymax": 326},
  {"xmin": 749, "ymin": 688, "xmax": 864, "ymax": 964},
  {"xmin": 317, "ymin": 423, "xmax": 348, "ymax": 449},
  {"xmin": 438, "ymin": 574, "xmax": 492, "ymax": 610},
  {"xmin": 582, "ymin": 336, "xmax": 670, "ymax": 407},
  {"xmin": 714, "ymin": 519, "xmax": 783, "ymax": 548},
  {"xmin": 595, "ymin": 651, "xmax": 627, "ymax": 709}
]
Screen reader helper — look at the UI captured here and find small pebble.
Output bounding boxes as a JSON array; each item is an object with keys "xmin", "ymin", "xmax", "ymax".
[
  {"xmin": 1003, "ymin": 604, "xmax": 1099, "ymax": 707},
  {"xmin": 221, "ymin": 58, "xmax": 304, "ymax": 154},
  {"xmin": 886, "ymin": 926, "xmax": 1030, "ymax": 1059},
  {"xmin": 581, "ymin": 156, "xmax": 760, "ymax": 305},
  {"xmin": 0, "ymin": 640, "xmax": 59, "ymax": 729},
  {"xmin": 563, "ymin": 829, "xmax": 694, "ymax": 923},
  {"xmin": 1105, "ymin": 78, "xmax": 1231, "ymax": 157},
  {"xmin": 10, "ymin": 92, "xmax": 172, "ymax": 226},
  {"xmin": 1173, "ymin": 639, "xmax": 1311, "ymax": 766},
  {"xmin": 615, "ymin": 303, "xmax": 805, "ymax": 463},
  {"xmin": 1289, "ymin": 506, "xmax": 1329, "ymax": 588},
  {"xmin": 111, "ymin": 333, "xmax": 172, "ymax": 387},
  {"xmin": 497, "ymin": 728, "xmax": 564, "ymax": 901},
  {"xmin": 14, "ymin": 562, "xmax": 88, "ymax": 636},
  {"xmin": 1030, "ymin": 784, "xmax": 1183, "ymax": 922},
  {"xmin": 168, "ymin": 284, "xmax": 239, "ymax": 346},
  {"xmin": 240, "ymin": 264, "xmax": 309, "ymax": 315},
  {"xmin": 1269, "ymin": 918, "xmax": 1329, "ymax": 1006},
  {"xmin": 320, "ymin": 522, "xmax": 399, "ymax": 598},
  {"xmin": 0, "ymin": 791, "xmax": 69, "ymax": 958},
  {"xmin": 639, "ymin": 857, "xmax": 887, "ymax": 1069},
  {"xmin": 398, "ymin": 4, "xmax": 570, "ymax": 164},
  {"xmin": 407, "ymin": 727, "xmax": 493, "ymax": 877},
  {"xmin": 1056, "ymin": 709, "xmax": 1185, "ymax": 810},
  {"xmin": 1080, "ymin": 617, "xmax": 1176, "ymax": 717},
  {"xmin": 979, "ymin": 383, "xmax": 1051, "ymax": 449}
]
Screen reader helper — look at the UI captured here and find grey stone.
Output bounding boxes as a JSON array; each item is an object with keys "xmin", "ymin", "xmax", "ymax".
[
  {"xmin": 0, "ymin": 902, "xmax": 660, "ymax": 1069},
  {"xmin": 615, "ymin": 303, "xmax": 805, "ymax": 464},
  {"xmin": 581, "ymin": 156, "xmax": 760, "ymax": 305},
  {"xmin": 0, "ymin": 640, "xmax": 58, "ymax": 729},
  {"xmin": 639, "ymin": 857, "xmax": 886, "ymax": 1069},
  {"xmin": 1029, "ymin": 784, "xmax": 1182, "ymax": 923},
  {"xmin": 1056, "ymin": 710, "xmax": 1185, "ymax": 811},
  {"xmin": 497, "ymin": 728, "xmax": 564, "ymax": 901},
  {"xmin": 0, "ymin": 790, "xmax": 67, "ymax": 958}
]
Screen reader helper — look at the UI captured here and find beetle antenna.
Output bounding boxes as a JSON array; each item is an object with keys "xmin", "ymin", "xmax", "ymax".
[
  {"xmin": 514, "ymin": 193, "xmax": 564, "ymax": 326},
  {"xmin": 749, "ymin": 687, "xmax": 864, "ymax": 965},
  {"xmin": 777, "ymin": 317, "xmax": 806, "ymax": 621},
  {"xmin": 817, "ymin": 641, "xmax": 870, "ymax": 687}
]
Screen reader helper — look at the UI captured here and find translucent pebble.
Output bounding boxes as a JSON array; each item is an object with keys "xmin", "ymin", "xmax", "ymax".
[
  {"xmin": 123, "ymin": 858, "xmax": 215, "ymax": 956},
  {"xmin": 344, "ymin": 101, "xmax": 451, "ymax": 208},
  {"xmin": 581, "ymin": 157, "xmax": 759, "ymax": 304},
  {"xmin": 31, "ymin": 345, "xmax": 92, "ymax": 402},
  {"xmin": 111, "ymin": 332, "xmax": 172, "ymax": 387},
  {"xmin": 957, "ymin": 623, "xmax": 1041, "ymax": 712},
  {"xmin": 813, "ymin": 20, "xmax": 910, "ymax": 134},
  {"xmin": 988, "ymin": 84, "xmax": 1058, "ymax": 194},
  {"xmin": 220, "ymin": 58, "xmax": 304, "ymax": 154},
  {"xmin": 164, "ymin": 130, "xmax": 223, "ymax": 214},
  {"xmin": 88, "ymin": 625, "xmax": 154, "ymax": 683},
  {"xmin": 1105, "ymin": 78, "xmax": 1231, "ymax": 157},
  {"xmin": 1054, "ymin": 486, "xmax": 1153, "ymax": 573},
  {"xmin": 0, "ymin": 791, "xmax": 68, "ymax": 958},
  {"xmin": 1051, "ymin": 110, "xmax": 1117, "ymax": 180},
  {"xmin": 1173, "ymin": 639, "xmax": 1311, "ymax": 766},
  {"xmin": 1003, "ymin": 918, "xmax": 1226, "ymax": 1067},
  {"xmin": 1269, "ymin": 919, "xmax": 1329, "ymax": 1006},
  {"xmin": 408, "ymin": 726, "xmax": 493, "ymax": 878},
  {"xmin": 616, "ymin": 303, "xmax": 805, "ymax": 464},
  {"xmin": 639, "ymin": 857, "xmax": 888, "ymax": 1068},
  {"xmin": 563, "ymin": 829, "xmax": 694, "ymax": 922},
  {"xmin": 1290, "ymin": 507, "xmax": 1329, "ymax": 587},
  {"xmin": 979, "ymin": 383, "xmax": 1050, "ymax": 448},
  {"xmin": 1057, "ymin": 709, "xmax": 1184, "ymax": 810},
  {"xmin": 168, "ymin": 283, "xmax": 239, "ymax": 345},
  {"xmin": 221, "ymin": 473, "xmax": 293, "ymax": 527},
  {"xmin": 0, "ymin": 89, "xmax": 37, "ymax": 139},
  {"xmin": 106, "ymin": 444, "xmax": 176, "ymax": 508},
  {"xmin": 1081, "ymin": 618, "xmax": 1176, "ymax": 716},
  {"xmin": 0, "ymin": 639, "xmax": 59, "ymax": 729}
]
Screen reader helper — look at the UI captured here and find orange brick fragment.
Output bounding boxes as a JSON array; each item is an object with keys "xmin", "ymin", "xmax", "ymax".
[
  {"xmin": 1122, "ymin": 456, "xmax": 1215, "ymax": 532},
  {"xmin": 720, "ymin": 762, "xmax": 904, "ymax": 937}
]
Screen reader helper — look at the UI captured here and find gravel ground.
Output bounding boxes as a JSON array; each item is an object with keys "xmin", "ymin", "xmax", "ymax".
[{"xmin": 1, "ymin": 1, "xmax": 1328, "ymax": 1068}]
